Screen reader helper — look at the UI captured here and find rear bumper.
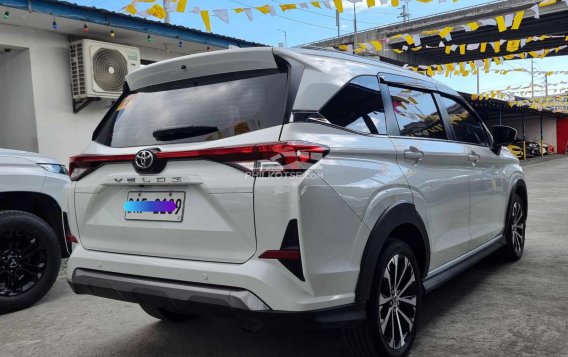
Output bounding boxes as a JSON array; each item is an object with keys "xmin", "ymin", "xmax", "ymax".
[{"xmin": 68, "ymin": 268, "xmax": 366, "ymax": 329}]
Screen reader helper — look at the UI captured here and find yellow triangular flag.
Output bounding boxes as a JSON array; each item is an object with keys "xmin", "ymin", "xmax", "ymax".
[
  {"xmin": 333, "ymin": 0, "xmax": 344, "ymax": 12},
  {"xmin": 511, "ymin": 10, "xmax": 524, "ymax": 30},
  {"xmin": 539, "ymin": 0, "xmax": 557, "ymax": 7},
  {"xmin": 367, "ymin": 0, "xmax": 376, "ymax": 7},
  {"xmin": 438, "ymin": 26, "xmax": 453, "ymax": 39},
  {"xmin": 124, "ymin": 4, "xmax": 137, "ymax": 15},
  {"xmin": 467, "ymin": 22, "xmax": 479, "ymax": 31},
  {"xmin": 280, "ymin": 4, "xmax": 297, "ymax": 11},
  {"xmin": 146, "ymin": 4, "xmax": 166, "ymax": 19},
  {"xmin": 392, "ymin": 0, "xmax": 400, "ymax": 7},
  {"xmin": 495, "ymin": 16, "xmax": 507, "ymax": 32},
  {"xmin": 200, "ymin": 10, "xmax": 212, "ymax": 32},
  {"xmin": 176, "ymin": 0, "xmax": 187, "ymax": 13},
  {"xmin": 311, "ymin": 2, "xmax": 321, "ymax": 8},
  {"xmin": 480, "ymin": 42, "xmax": 487, "ymax": 52},
  {"xmin": 370, "ymin": 40, "xmax": 382, "ymax": 51},
  {"xmin": 256, "ymin": 5, "xmax": 273, "ymax": 14}
]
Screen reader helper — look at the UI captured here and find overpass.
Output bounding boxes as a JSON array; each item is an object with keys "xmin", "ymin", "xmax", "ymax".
[{"xmin": 306, "ymin": 0, "xmax": 568, "ymax": 66}]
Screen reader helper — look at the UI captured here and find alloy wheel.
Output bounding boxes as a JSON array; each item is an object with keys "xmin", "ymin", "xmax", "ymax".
[
  {"xmin": 0, "ymin": 229, "xmax": 47, "ymax": 297},
  {"xmin": 511, "ymin": 201, "xmax": 525, "ymax": 254},
  {"xmin": 378, "ymin": 254, "xmax": 417, "ymax": 350}
]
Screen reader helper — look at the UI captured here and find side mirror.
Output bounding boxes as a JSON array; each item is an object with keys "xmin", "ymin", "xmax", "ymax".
[{"xmin": 491, "ymin": 125, "xmax": 517, "ymax": 148}]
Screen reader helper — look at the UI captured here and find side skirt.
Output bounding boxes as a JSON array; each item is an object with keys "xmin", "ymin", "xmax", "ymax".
[{"xmin": 422, "ymin": 235, "xmax": 506, "ymax": 293}]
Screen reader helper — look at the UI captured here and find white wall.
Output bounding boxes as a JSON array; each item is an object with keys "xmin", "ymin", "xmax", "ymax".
[
  {"xmin": 0, "ymin": 23, "xmax": 180, "ymax": 165},
  {"xmin": 0, "ymin": 48, "xmax": 38, "ymax": 152},
  {"xmin": 496, "ymin": 116, "xmax": 557, "ymax": 147}
]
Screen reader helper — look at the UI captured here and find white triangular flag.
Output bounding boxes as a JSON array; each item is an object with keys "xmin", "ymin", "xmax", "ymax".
[
  {"xmin": 413, "ymin": 34, "xmax": 421, "ymax": 46},
  {"xmin": 243, "ymin": 8, "xmax": 253, "ymax": 21},
  {"xmin": 189, "ymin": 6, "xmax": 201, "ymax": 14},
  {"xmin": 479, "ymin": 18, "xmax": 496, "ymax": 26},
  {"xmin": 322, "ymin": 0, "xmax": 332, "ymax": 9},
  {"xmin": 439, "ymin": 41, "xmax": 445, "ymax": 47},
  {"xmin": 467, "ymin": 43, "xmax": 479, "ymax": 50},
  {"xmin": 505, "ymin": 13, "xmax": 514, "ymax": 27},
  {"xmin": 529, "ymin": 4, "xmax": 539, "ymax": 19},
  {"xmin": 300, "ymin": 3, "xmax": 309, "ymax": 8},
  {"xmin": 214, "ymin": 9, "xmax": 230, "ymax": 23},
  {"xmin": 450, "ymin": 44, "xmax": 458, "ymax": 51}
]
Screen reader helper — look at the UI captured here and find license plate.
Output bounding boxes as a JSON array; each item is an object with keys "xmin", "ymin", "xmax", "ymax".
[{"xmin": 125, "ymin": 191, "xmax": 185, "ymax": 222}]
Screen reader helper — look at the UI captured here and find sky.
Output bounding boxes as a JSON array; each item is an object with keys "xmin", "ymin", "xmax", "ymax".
[{"xmin": 72, "ymin": 0, "xmax": 568, "ymax": 96}]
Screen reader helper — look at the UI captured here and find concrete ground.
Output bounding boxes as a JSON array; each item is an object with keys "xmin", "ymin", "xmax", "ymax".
[{"xmin": 2, "ymin": 158, "xmax": 568, "ymax": 357}]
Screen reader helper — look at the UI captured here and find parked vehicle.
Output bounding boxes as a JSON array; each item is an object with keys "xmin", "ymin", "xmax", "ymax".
[
  {"xmin": 66, "ymin": 47, "xmax": 527, "ymax": 357},
  {"xmin": 0, "ymin": 149, "xmax": 70, "ymax": 313},
  {"xmin": 546, "ymin": 143, "xmax": 555, "ymax": 154},
  {"xmin": 507, "ymin": 144, "xmax": 524, "ymax": 159}
]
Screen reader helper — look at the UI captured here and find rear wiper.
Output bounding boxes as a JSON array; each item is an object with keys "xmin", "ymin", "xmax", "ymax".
[{"xmin": 152, "ymin": 126, "xmax": 219, "ymax": 141}]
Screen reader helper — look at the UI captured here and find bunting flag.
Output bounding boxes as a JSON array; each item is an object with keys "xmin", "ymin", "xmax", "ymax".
[
  {"xmin": 398, "ymin": 45, "xmax": 568, "ymax": 79},
  {"xmin": 122, "ymin": 0, "xmax": 560, "ymax": 35},
  {"xmin": 200, "ymin": 10, "xmax": 211, "ymax": 32}
]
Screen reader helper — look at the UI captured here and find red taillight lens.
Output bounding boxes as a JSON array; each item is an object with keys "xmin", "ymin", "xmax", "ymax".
[
  {"xmin": 69, "ymin": 154, "xmax": 135, "ymax": 181},
  {"xmin": 69, "ymin": 142, "xmax": 329, "ymax": 181},
  {"xmin": 259, "ymin": 249, "xmax": 301, "ymax": 261},
  {"xmin": 65, "ymin": 234, "xmax": 78, "ymax": 243}
]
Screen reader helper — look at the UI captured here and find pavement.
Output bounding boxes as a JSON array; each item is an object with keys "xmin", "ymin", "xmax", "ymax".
[{"xmin": 2, "ymin": 157, "xmax": 568, "ymax": 357}]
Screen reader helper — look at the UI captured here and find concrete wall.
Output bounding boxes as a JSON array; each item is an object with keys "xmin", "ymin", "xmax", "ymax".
[
  {"xmin": 0, "ymin": 48, "xmax": 38, "ymax": 152},
  {"xmin": 0, "ymin": 23, "xmax": 179, "ymax": 165},
  {"xmin": 486, "ymin": 115, "xmax": 557, "ymax": 148}
]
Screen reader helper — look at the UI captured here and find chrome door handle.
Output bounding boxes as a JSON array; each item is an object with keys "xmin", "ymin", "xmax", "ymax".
[
  {"xmin": 404, "ymin": 146, "xmax": 424, "ymax": 161},
  {"xmin": 468, "ymin": 151, "xmax": 480, "ymax": 165}
]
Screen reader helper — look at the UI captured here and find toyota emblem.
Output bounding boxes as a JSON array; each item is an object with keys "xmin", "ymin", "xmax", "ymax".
[{"xmin": 135, "ymin": 150, "xmax": 155, "ymax": 170}]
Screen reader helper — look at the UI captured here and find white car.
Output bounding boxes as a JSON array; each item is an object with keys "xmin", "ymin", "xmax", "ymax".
[
  {"xmin": 0, "ymin": 149, "xmax": 70, "ymax": 313},
  {"xmin": 66, "ymin": 47, "xmax": 526, "ymax": 357}
]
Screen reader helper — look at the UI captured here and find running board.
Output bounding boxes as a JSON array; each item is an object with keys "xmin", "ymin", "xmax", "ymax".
[{"xmin": 422, "ymin": 235, "xmax": 506, "ymax": 293}]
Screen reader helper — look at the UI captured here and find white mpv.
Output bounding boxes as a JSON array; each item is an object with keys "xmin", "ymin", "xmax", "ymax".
[{"xmin": 66, "ymin": 47, "xmax": 526, "ymax": 357}]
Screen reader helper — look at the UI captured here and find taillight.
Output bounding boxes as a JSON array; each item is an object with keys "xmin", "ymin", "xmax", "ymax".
[
  {"xmin": 162, "ymin": 141, "xmax": 329, "ymax": 177},
  {"xmin": 69, "ymin": 142, "xmax": 329, "ymax": 181},
  {"xmin": 69, "ymin": 154, "xmax": 135, "ymax": 181}
]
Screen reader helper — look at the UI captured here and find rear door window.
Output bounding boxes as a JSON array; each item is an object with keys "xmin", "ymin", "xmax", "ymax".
[
  {"xmin": 319, "ymin": 76, "xmax": 387, "ymax": 135},
  {"xmin": 389, "ymin": 86, "xmax": 447, "ymax": 140},
  {"xmin": 94, "ymin": 71, "xmax": 288, "ymax": 147},
  {"xmin": 439, "ymin": 96, "xmax": 488, "ymax": 146}
]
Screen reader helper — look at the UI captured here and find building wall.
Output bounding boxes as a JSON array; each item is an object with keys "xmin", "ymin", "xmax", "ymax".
[
  {"xmin": 556, "ymin": 118, "xmax": 568, "ymax": 154},
  {"xmin": 488, "ymin": 115, "xmax": 557, "ymax": 148},
  {"xmin": 0, "ymin": 23, "xmax": 179, "ymax": 164},
  {"xmin": 0, "ymin": 48, "xmax": 38, "ymax": 152}
]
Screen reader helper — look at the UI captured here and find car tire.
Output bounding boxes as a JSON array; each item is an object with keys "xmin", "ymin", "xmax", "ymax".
[
  {"xmin": 503, "ymin": 193, "xmax": 526, "ymax": 261},
  {"xmin": 0, "ymin": 210, "xmax": 61, "ymax": 314},
  {"xmin": 343, "ymin": 239, "xmax": 422, "ymax": 357},
  {"xmin": 140, "ymin": 304, "xmax": 197, "ymax": 322}
]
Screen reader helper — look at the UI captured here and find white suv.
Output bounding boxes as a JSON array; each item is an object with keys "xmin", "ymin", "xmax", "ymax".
[
  {"xmin": 66, "ymin": 47, "xmax": 526, "ymax": 356},
  {"xmin": 0, "ymin": 149, "xmax": 70, "ymax": 313}
]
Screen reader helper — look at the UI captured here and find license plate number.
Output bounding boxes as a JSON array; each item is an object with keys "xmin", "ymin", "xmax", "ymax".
[{"xmin": 125, "ymin": 191, "xmax": 185, "ymax": 222}]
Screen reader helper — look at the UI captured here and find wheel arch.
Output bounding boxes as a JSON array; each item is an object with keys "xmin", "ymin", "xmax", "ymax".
[
  {"xmin": 505, "ymin": 178, "xmax": 528, "ymax": 233},
  {"xmin": 0, "ymin": 191, "xmax": 68, "ymax": 257},
  {"xmin": 355, "ymin": 202, "xmax": 430, "ymax": 303}
]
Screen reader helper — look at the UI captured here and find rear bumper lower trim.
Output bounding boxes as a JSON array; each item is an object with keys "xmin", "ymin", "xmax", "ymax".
[
  {"xmin": 69, "ymin": 268, "xmax": 270, "ymax": 311},
  {"xmin": 68, "ymin": 268, "xmax": 366, "ymax": 329}
]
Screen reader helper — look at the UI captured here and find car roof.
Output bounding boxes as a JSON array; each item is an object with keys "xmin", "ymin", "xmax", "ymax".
[{"xmin": 127, "ymin": 46, "xmax": 451, "ymax": 92}]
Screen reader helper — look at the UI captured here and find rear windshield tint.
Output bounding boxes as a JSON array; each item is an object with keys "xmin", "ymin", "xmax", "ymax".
[{"xmin": 94, "ymin": 72, "xmax": 288, "ymax": 147}]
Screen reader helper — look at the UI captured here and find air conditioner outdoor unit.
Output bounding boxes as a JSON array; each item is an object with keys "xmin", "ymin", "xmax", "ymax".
[{"xmin": 69, "ymin": 39, "xmax": 140, "ymax": 100}]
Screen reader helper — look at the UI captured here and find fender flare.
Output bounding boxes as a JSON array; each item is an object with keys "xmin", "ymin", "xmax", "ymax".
[
  {"xmin": 503, "ymin": 178, "xmax": 528, "ymax": 235},
  {"xmin": 355, "ymin": 202, "xmax": 430, "ymax": 303}
]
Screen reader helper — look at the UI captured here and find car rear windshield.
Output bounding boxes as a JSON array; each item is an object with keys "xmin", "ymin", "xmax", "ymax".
[{"xmin": 93, "ymin": 71, "xmax": 288, "ymax": 147}]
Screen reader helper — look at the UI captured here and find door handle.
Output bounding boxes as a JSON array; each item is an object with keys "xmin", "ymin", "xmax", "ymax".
[
  {"xmin": 404, "ymin": 146, "xmax": 424, "ymax": 161},
  {"xmin": 468, "ymin": 151, "xmax": 480, "ymax": 165}
]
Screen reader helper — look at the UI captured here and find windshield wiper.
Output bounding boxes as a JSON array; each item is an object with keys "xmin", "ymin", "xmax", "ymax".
[{"xmin": 152, "ymin": 126, "xmax": 219, "ymax": 141}]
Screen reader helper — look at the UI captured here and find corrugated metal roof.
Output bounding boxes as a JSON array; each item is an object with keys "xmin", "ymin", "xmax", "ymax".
[{"xmin": 0, "ymin": 0, "xmax": 266, "ymax": 48}]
